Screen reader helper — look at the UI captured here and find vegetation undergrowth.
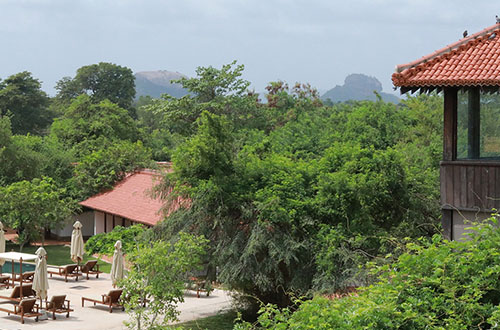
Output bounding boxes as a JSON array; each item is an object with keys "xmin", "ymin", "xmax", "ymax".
[{"xmin": 236, "ymin": 217, "xmax": 500, "ymax": 329}]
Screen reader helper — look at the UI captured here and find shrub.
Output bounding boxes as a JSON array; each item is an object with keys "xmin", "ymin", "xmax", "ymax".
[
  {"xmin": 237, "ymin": 216, "xmax": 500, "ymax": 329},
  {"xmin": 84, "ymin": 225, "xmax": 145, "ymax": 256}
]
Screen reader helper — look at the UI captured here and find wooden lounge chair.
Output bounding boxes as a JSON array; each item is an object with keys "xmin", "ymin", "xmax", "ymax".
[
  {"xmin": 48, "ymin": 264, "xmax": 79, "ymax": 282},
  {"xmin": 0, "ymin": 275, "xmax": 9, "ymax": 288},
  {"xmin": 45, "ymin": 295, "xmax": 73, "ymax": 320},
  {"xmin": 12, "ymin": 271, "xmax": 35, "ymax": 284},
  {"xmin": 0, "ymin": 298, "xmax": 41, "ymax": 324},
  {"xmin": 0, "ymin": 284, "xmax": 35, "ymax": 302},
  {"xmin": 80, "ymin": 260, "xmax": 102, "ymax": 280},
  {"xmin": 82, "ymin": 289, "xmax": 124, "ymax": 313}
]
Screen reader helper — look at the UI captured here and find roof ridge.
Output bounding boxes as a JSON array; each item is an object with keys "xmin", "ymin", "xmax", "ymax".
[{"xmin": 395, "ymin": 23, "xmax": 500, "ymax": 73}]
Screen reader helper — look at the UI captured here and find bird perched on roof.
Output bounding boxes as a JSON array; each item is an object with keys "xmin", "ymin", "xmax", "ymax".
[
  {"xmin": 496, "ymin": 15, "xmax": 500, "ymax": 24},
  {"xmin": 463, "ymin": 30, "xmax": 468, "ymax": 38}
]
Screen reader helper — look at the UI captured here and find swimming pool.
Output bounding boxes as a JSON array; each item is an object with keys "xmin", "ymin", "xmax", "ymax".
[{"xmin": 1, "ymin": 260, "xmax": 36, "ymax": 274}]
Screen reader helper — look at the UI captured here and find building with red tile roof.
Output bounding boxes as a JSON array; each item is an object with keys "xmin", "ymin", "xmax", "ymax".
[
  {"xmin": 80, "ymin": 170, "xmax": 164, "ymax": 227},
  {"xmin": 393, "ymin": 22, "xmax": 500, "ymax": 241},
  {"xmin": 393, "ymin": 23, "xmax": 500, "ymax": 92},
  {"xmin": 51, "ymin": 168, "xmax": 186, "ymax": 238}
]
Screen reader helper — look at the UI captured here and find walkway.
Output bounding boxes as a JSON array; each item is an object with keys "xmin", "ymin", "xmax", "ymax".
[{"xmin": 0, "ymin": 272, "xmax": 233, "ymax": 329}]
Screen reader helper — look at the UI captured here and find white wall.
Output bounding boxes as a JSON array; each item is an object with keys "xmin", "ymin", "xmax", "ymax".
[
  {"xmin": 95, "ymin": 211, "xmax": 105, "ymax": 234},
  {"xmin": 452, "ymin": 210, "xmax": 495, "ymax": 241},
  {"xmin": 50, "ymin": 211, "xmax": 95, "ymax": 238}
]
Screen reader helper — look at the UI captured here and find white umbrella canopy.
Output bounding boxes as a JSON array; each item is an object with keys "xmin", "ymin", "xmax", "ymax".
[
  {"xmin": 70, "ymin": 221, "xmax": 84, "ymax": 263},
  {"xmin": 110, "ymin": 240, "xmax": 124, "ymax": 287},
  {"xmin": 0, "ymin": 221, "xmax": 5, "ymax": 267},
  {"xmin": 32, "ymin": 247, "xmax": 49, "ymax": 300}
]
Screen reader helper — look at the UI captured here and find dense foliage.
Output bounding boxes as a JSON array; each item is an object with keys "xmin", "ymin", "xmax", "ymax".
[
  {"xmin": 150, "ymin": 63, "xmax": 442, "ymax": 308},
  {"xmin": 84, "ymin": 225, "xmax": 146, "ymax": 256},
  {"xmin": 0, "ymin": 176, "xmax": 78, "ymax": 250},
  {"xmin": 236, "ymin": 218, "xmax": 500, "ymax": 330},
  {"xmin": 1, "ymin": 62, "xmax": 444, "ymax": 317},
  {"xmin": 121, "ymin": 232, "xmax": 209, "ymax": 330},
  {"xmin": 0, "ymin": 71, "xmax": 52, "ymax": 135},
  {"xmin": 0, "ymin": 62, "xmax": 154, "ymax": 247}
]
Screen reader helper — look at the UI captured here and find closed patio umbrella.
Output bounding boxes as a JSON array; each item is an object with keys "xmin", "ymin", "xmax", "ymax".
[
  {"xmin": 0, "ymin": 222, "xmax": 5, "ymax": 267},
  {"xmin": 110, "ymin": 240, "xmax": 124, "ymax": 287},
  {"xmin": 32, "ymin": 247, "xmax": 49, "ymax": 301},
  {"xmin": 70, "ymin": 221, "xmax": 84, "ymax": 263}
]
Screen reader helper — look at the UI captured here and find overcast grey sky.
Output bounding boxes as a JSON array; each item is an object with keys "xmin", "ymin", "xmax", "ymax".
[{"xmin": 1, "ymin": 0, "xmax": 498, "ymax": 96}]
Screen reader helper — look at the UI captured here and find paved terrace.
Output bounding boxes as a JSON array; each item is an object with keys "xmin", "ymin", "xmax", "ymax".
[{"xmin": 0, "ymin": 272, "xmax": 233, "ymax": 330}]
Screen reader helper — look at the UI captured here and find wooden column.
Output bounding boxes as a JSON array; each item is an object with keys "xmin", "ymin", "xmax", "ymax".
[
  {"xmin": 467, "ymin": 88, "xmax": 480, "ymax": 159},
  {"xmin": 441, "ymin": 209, "xmax": 453, "ymax": 241},
  {"xmin": 442, "ymin": 88, "xmax": 457, "ymax": 240},
  {"xmin": 443, "ymin": 87, "xmax": 458, "ymax": 161}
]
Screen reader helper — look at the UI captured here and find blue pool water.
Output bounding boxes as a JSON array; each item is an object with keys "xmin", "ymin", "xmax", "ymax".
[{"xmin": 1, "ymin": 261, "xmax": 36, "ymax": 274}]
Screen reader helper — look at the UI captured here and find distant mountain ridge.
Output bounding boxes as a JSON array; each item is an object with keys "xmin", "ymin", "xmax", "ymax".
[
  {"xmin": 321, "ymin": 74, "xmax": 399, "ymax": 103},
  {"xmin": 135, "ymin": 70, "xmax": 188, "ymax": 99}
]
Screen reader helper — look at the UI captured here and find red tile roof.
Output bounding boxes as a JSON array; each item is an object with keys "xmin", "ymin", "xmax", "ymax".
[
  {"xmin": 392, "ymin": 23, "xmax": 500, "ymax": 89},
  {"xmin": 80, "ymin": 170, "xmax": 184, "ymax": 226}
]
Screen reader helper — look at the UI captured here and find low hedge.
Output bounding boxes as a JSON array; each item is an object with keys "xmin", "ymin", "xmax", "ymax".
[{"xmin": 84, "ymin": 224, "xmax": 145, "ymax": 256}]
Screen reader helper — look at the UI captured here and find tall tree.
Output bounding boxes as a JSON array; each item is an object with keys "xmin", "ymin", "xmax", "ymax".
[
  {"xmin": 50, "ymin": 94, "xmax": 140, "ymax": 154},
  {"xmin": 0, "ymin": 177, "xmax": 78, "ymax": 250},
  {"xmin": 55, "ymin": 62, "xmax": 136, "ymax": 116},
  {"xmin": 0, "ymin": 71, "xmax": 51, "ymax": 135},
  {"xmin": 143, "ymin": 61, "xmax": 263, "ymax": 135}
]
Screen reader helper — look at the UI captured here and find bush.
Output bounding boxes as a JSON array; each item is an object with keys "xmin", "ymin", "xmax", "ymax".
[
  {"xmin": 84, "ymin": 225, "xmax": 145, "ymax": 256},
  {"xmin": 237, "ymin": 217, "xmax": 500, "ymax": 329}
]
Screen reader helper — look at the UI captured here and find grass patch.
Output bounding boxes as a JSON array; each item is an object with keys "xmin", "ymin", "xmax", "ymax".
[
  {"xmin": 173, "ymin": 311, "xmax": 237, "ymax": 330},
  {"xmin": 5, "ymin": 242, "xmax": 112, "ymax": 273}
]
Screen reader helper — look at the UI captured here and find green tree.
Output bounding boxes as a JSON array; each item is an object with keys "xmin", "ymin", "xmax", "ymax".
[
  {"xmin": 155, "ymin": 92, "xmax": 443, "ymax": 310},
  {"xmin": 144, "ymin": 61, "xmax": 263, "ymax": 135},
  {"xmin": 55, "ymin": 62, "xmax": 136, "ymax": 116},
  {"xmin": 0, "ymin": 177, "xmax": 78, "ymax": 250},
  {"xmin": 237, "ymin": 218, "xmax": 500, "ymax": 330},
  {"xmin": 0, "ymin": 71, "xmax": 51, "ymax": 135},
  {"xmin": 71, "ymin": 140, "xmax": 153, "ymax": 200},
  {"xmin": 50, "ymin": 94, "xmax": 140, "ymax": 154},
  {"xmin": 120, "ymin": 232, "xmax": 209, "ymax": 330}
]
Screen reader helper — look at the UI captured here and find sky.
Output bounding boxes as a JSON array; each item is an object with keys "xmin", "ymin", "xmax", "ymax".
[{"xmin": 1, "ymin": 0, "xmax": 499, "ymax": 96}]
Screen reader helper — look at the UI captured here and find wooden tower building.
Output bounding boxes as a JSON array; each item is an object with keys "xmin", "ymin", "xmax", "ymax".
[{"xmin": 393, "ymin": 23, "xmax": 500, "ymax": 240}]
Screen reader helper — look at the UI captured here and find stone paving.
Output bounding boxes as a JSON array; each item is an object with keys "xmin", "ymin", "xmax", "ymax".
[{"xmin": 0, "ymin": 272, "xmax": 233, "ymax": 330}]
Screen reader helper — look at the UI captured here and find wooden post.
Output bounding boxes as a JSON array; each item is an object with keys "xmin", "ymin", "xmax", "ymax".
[
  {"xmin": 467, "ymin": 88, "xmax": 480, "ymax": 159},
  {"xmin": 19, "ymin": 257, "xmax": 23, "ymax": 299},
  {"xmin": 441, "ymin": 209, "xmax": 453, "ymax": 241},
  {"xmin": 442, "ymin": 88, "xmax": 457, "ymax": 240},
  {"xmin": 443, "ymin": 87, "xmax": 458, "ymax": 161}
]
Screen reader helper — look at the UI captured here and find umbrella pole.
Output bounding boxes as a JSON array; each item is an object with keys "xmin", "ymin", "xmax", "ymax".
[
  {"xmin": 19, "ymin": 257, "xmax": 23, "ymax": 299},
  {"xmin": 10, "ymin": 259, "xmax": 14, "ymax": 289}
]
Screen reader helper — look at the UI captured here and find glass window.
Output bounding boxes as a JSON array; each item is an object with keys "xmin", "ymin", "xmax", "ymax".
[{"xmin": 456, "ymin": 90, "xmax": 500, "ymax": 159}]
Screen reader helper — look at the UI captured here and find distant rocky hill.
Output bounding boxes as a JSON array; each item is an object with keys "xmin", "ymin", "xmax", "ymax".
[
  {"xmin": 135, "ymin": 70, "xmax": 188, "ymax": 99},
  {"xmin": 321, "ymin": 74, "xmax": 399, "ymax": 104}
]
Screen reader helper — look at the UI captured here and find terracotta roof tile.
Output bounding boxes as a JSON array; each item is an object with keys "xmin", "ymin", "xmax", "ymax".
[
  {"xmin": 393, "ymin": 24, "xmax": 500, "ymax": 88},
  {"xmin": 79, "ymin": 171, "xmax": 186, "ymax": 226}
]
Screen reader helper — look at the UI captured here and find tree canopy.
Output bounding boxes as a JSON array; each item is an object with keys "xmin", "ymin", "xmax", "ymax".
[
  {"xmin": 55, "ymin": 62, "xmax": 136, "ymax": 116},
  {"xmin": 0, "ymin": 71, "xmax": 51, "ymax": 135}
]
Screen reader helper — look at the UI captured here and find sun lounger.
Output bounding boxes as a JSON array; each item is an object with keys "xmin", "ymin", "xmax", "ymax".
[
  {"xmin": 0, "ymin": 275, "xmax": 9, "ymax": 288},
  {"xmin": 12, "ymin": 271, "xmax": 35, "ymax": 284},
  {"xmin": 82, "ymin": 289, "xmax": 124, "ymax": 313},
  {"xmin": 0, "ymin": 297, "xmax": 41, "ymax": 324},
  {"xmin": 79, "ymin": 260, "xmax": 102, "ymax": 280},
  {"xmin": 45, "ymin": 295, "xmax": 73, "ymax": 320},
  {"xmin": 48, "ymin": 264, "xmax": 79, "ymax": 282},
  {"xmin": 0, "ymin": 284, "xmax": 35, "ymax": 302}
]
